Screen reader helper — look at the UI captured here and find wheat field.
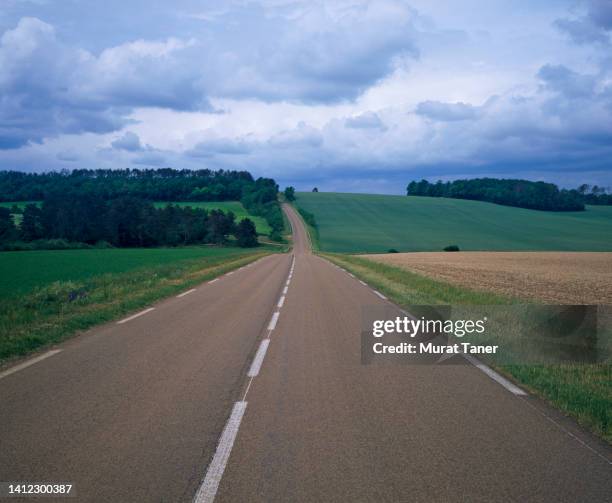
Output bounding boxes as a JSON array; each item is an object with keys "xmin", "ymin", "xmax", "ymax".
[{"xmin": 361, "ymin": 252, "xmax": 612, "ymax": 304}]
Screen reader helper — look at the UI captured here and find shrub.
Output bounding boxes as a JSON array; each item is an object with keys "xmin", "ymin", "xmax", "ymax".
[
  {"xmin": 0, "ymin": 239, "xmax": 93, "ymax": 251},
  {"xmin": 387, "ymin": 248, "xmax": 399, "ymax": 253},
  {"xmin": 269, "ymin": 230, "xmax": 283, "ymax": 242},
  {"xmin": 443, "ymin": 245, "xmax": 460, "ymax": 252}
]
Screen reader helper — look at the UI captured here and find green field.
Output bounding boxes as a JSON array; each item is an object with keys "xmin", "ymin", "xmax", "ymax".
[
  {"xmin": 154, "ymin": 201, "xmax": 271, "ymax": 235},
  {"xmin": 0, "ymin": 246, "xmax": 275, "ymax": 360},
  {"xmin": 0, "ymin": 247, "xmax": 256, "ymax": 297},
  {"xmin": 295, "ymin": 192, "xmax": 612, "ymax": 253}
]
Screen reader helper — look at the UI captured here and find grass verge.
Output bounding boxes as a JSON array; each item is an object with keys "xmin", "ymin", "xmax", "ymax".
[
  {"xmin": 322, "ymin": 252, "xmax": 611, "ymax": 443},
  {"xmin": 0, "ymin": 248, "xmax": 277, "ymax": 365},
  {"xmin": 290, "ymin": 204, "xmax": 320, "ymax": 251}
]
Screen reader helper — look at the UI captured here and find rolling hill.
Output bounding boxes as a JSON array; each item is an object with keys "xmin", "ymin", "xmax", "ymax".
[
  {"xmin": 294, "ymin": 192, "xmax": 612, "ymax": 253},
  {"xmin": 154, "ymin": 201, "xmax": 272, "ymax": 234}
]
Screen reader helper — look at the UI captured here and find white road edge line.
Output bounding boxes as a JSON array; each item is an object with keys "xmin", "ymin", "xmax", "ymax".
[
  {"xmin": 247, "ymin": 339, "xmax": 270, "ymax": 377},
  {"xmin": 177, "ymin": 288, "xmax": 196, "ymax": 298},
  {"xmin": 277, "ymin": 296, "xmax": 285, "ymax": 308},
  {"xmin": 209, "ymin": 278, "xmax": 219, "ymax": 284},
  {"xmin": 268, "ymin": 311, "xmax": 280, "ymax": 331},
  {"xmin": 282, "ymin": 286, "xmax": 288, "ymax": 295},
  {"xmin": 516, "ymin": 393, "xmax": 611, "ymax": 464},
  {"xmin": 0, "ymin": 350, "xmax": 62, "ymax": 381},
  {"xmin": 117, "ymin": 307, "xmax": 155, "ymax": 324},
  {"xmin": 193, "ymin": 401, "xmax": 248, "ymax": 503},
  {"xmin": 359, "ymin": 280, "xmax": 367, "ymax": 286},
  {"xmin": 463, "ymin": 354, "xmax": 527, "ymax": 395},
  {"xmin": 374, "ymin": 290, "xmax": 387, "ymax": 300},
  {"xmin": 226, "ymin": 271, "xmax": 234, "ymax": 276}
]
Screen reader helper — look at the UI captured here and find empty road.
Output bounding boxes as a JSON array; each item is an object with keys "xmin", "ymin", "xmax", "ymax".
[{"xmin": 1, "ymin": 204, "xmax": 610, "ymax": 502}]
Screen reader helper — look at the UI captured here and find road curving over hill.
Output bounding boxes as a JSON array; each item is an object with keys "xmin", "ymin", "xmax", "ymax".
[{"xmin": 0, "ymin": 203, "xmax": 610, "ymax": 502}]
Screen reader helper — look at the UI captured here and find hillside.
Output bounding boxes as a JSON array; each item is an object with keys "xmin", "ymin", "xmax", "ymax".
[
  {"xmin": 294, "ymin": 192, "xmax": 612, "ymax": 253},
  {"xmin": 154, "ymin": 201, "xmax": 271, "ymax": 235}
]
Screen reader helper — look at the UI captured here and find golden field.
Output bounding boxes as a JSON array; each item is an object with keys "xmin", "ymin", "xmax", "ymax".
[{"xmin": 360, "ymin": 252, "xmax": 612, "ymax": 304}]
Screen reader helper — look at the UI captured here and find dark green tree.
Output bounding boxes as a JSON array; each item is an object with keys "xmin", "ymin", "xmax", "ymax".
[
  {"xmin": 20, "ymin": 204, "xmax": 43, "ymax": 241},
  {"xmin": 0, "ymin": 207, "xmax": 16, "ymax": 242},
  {"xmin": 284, "ymin": 186, "xmax": 296, "ymax": 201},
  {"xmin": 206, "ymin": 210, "xmax": 235, "ymax": 244},
  {"xmin": 235, "ymin": 218, "xmax": 258, "ymax": 247}
]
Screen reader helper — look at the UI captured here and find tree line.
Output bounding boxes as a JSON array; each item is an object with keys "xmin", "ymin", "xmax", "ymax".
[
  {"xmin": 406, "ymin": 178, "xmax": 593, "ymax": 211},
  {"xmin": 0, "ymin": 168, "xmax": 285, "ymax": 244},
  {"xmin": 0, "ymin": 195, "xmax": 259, "ymax": 249},
  {"xmin": 0, "ymin": 168, "xmax": 256, "ymax": 202},
  {"xmin": 576, "ymin": 184, "xmax": 612, "ymax": 205}
]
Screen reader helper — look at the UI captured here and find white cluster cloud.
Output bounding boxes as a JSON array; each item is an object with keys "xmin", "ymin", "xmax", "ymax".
[
  {"xmin": 0, "ymin": 17, "xmax": 206, "ymax": 148},
  {"xmin": 0, "ymin": 0, "xmax": 611, "ymax": 190}
]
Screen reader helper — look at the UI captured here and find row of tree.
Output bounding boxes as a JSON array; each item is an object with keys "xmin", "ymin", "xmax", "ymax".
[
  {"xmin": 406, "ymin": 178, "xmax": 588, "ymax": 211},
  {"xmin": 241, "ymin": 178, "xmax": 284, "ymax": 240},
  {"xmin": 0, "ymin": 195, "xmax": 258, "ymax": 248},
  {"xmin": 576, "ymin": 184, "xmax": 612, "ymax": 205}
]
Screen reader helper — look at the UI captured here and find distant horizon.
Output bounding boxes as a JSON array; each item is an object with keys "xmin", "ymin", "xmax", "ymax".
[{"xmin": 2, "ymin": 167, "xmax": 609, "ymax": 197}]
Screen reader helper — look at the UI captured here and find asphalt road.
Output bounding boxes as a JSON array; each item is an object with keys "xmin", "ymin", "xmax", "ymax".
[{"xmin": 1, "ymin": 204, "xmax": 610, "ymax": 502}]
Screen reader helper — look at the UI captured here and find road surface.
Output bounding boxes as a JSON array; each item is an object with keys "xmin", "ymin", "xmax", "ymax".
[{"xmin": 0, "ymin": 204, "xmax": 610, "ymax": 502}]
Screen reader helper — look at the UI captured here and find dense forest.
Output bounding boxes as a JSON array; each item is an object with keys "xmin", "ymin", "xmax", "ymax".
[
  {"xmin": 0, "ymin": 168, "xmax": 284, "ymax": 247},
  {"xmin": 0, "ymin": 196, "xmax": 258, "ymax": 249},
  {"xmin": 0, "ymin": 168, "xmax": 255, "ymax": 202},
  {"xmin": 405, "ymin": 178, "xmax": 601, "ymax": 211}
]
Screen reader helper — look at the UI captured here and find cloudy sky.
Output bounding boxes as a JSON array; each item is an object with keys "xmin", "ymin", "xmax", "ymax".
[{"xmin": 1, "ymin": 0, "xmax": 611, "ymax": 192}]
